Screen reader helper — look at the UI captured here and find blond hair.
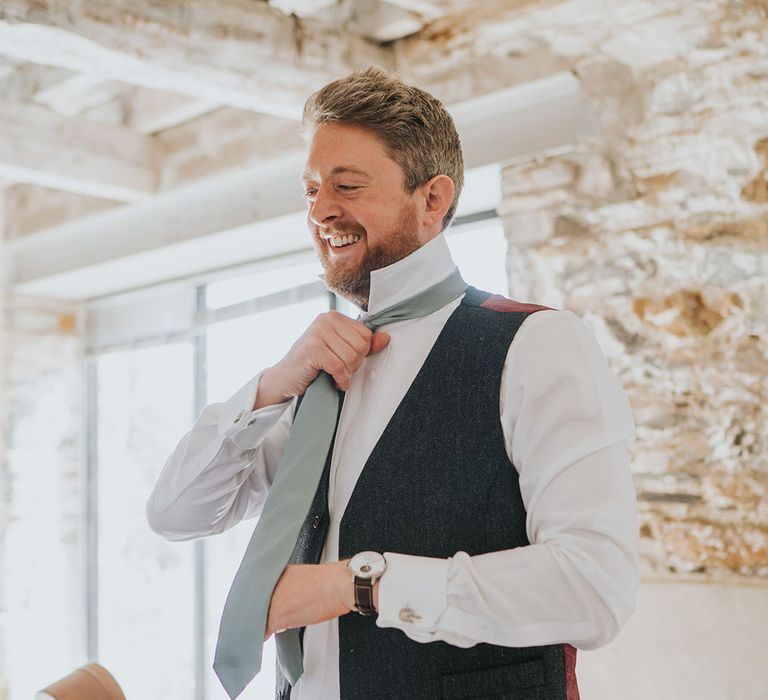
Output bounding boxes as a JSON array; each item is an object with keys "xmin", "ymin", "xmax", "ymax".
[{"xmin": 302, "ymin": 67, "xmax": 464, "ymax": 230}]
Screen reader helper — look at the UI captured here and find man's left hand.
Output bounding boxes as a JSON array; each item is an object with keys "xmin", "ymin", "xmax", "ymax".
[{"xmin": 265, "ymin": 561, "xmax": 356, "ymax": 640}]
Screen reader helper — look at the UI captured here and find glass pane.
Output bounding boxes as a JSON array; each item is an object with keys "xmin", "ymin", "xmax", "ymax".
[
  {"xmin": 447, "ymin": 222, "xmax": 509, "ymax": 296},
  {"xmin": 97, "ymin": 343, "xmax": 195, "ymax": 700},
  {"xmin": 3, "ymin": 331, "xmax": 85, "ymax": 698},
  {"xmin": 204, "ymin": 295, "xmax": 328, "ymax": 699},
  {"xmin": 207, "ymin": 260, "xmax": 323, "ymax": 310},
  {"xmin": 206, "ymin": 296, "xmax": 329, "ymax": 402}
]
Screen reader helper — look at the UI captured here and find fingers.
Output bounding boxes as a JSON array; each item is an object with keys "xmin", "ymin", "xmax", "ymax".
[
  {"xmin": 369, "ymin": 331, "xmax": 390, "ymax": 355},
  {"xmin": 315, "ymin": 313, "xmax": 377, "ymax": 390},
  {"xmin": 281, "ymin": 312, "xmax": 391, "ymax": 395},
  {"xmin": 331, "ymin": 319, "xmax": 372, "ymax": 362},
  {"xmin": 329, "ymin": 327, "xmax": 368, "ymax": 375},
  {"xmin": 321, "ymin": 351, "xmax": 352, "ymax": 391}
]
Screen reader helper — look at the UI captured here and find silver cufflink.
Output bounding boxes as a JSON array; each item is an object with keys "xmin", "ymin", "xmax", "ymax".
[{"xmin": 398, "ymin": 607, "xmax": 422, "ymax": 623}]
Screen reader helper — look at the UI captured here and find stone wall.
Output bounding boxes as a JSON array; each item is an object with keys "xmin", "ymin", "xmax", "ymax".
[{"xmin": 497, "ymin": 0, "xmax": 768, "ymax": 581}]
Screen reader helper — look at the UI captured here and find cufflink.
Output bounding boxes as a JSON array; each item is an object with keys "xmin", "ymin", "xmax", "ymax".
[{"xmin": 398, "ymin": 607, "xmax": 422, "ymax": 623}]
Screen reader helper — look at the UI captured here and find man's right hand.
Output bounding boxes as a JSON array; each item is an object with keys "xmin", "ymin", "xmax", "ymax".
[{"xmin": 254, "ymin": 312, "xmax": 390, "ymax": 409}]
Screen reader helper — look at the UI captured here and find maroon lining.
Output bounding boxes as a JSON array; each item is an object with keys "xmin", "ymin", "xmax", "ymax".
[
  {"xmin": 564, "ymin": 644, "xmax": 580, "ymax": 700},
  {"xmin": 479, "ymin": 295, "xmax": 553, "ymax": 314},
  {"xmin": 480, "ymin": 294, "xmax": 580, "ymax": 700},
  {"xmin": 482, "ymin": 292, "xmax": 577, "ymax": 699}
]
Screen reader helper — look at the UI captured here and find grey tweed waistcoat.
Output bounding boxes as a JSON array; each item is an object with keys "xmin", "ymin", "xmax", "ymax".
[{"xmin": 276, "ymin": 287, "xmax": 579, "ymax": 700}]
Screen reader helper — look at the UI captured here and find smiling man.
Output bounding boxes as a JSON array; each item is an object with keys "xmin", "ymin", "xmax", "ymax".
[
  {"xmin": 301, "ymin": 107, "xmax": 457, "ymax": 311},
  {"xmin": 147, "ymin": 68, "xmax": 639, "ymax": 700}
]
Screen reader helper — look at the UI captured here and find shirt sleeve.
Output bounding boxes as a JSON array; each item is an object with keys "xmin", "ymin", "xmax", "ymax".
[
  {"xmin": 376, "ymin": 309, "xmax": 639, "ymax": 650},
  {"xmin": 145, "ymin": 372, "xmax": 295, "ymax": 541}
]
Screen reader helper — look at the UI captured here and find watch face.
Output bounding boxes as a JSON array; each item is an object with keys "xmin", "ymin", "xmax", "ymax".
[{"xmin": 349, "ymin": 551, "xmax": 387, "ymax": 579}]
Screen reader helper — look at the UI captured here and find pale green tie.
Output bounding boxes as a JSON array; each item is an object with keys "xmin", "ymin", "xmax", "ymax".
[{"xmin": 213, "ymin": 269, "xmax": 467, "ymax": 699}]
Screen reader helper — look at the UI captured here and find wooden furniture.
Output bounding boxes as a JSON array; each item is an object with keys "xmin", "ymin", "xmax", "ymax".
[{"xmin": 36, "ymin": 663, "xmax": 126, "ymax": 700}]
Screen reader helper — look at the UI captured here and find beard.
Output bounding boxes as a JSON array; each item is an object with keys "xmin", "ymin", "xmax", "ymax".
[{"xmin": 317, "ymin": 204, "xmax": 421, "ymax": 310}]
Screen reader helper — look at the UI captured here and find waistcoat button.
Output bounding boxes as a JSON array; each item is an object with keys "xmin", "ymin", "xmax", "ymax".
[{"xmin": 312, "ymin": 514, "xmax": 321, "ymax": 529}]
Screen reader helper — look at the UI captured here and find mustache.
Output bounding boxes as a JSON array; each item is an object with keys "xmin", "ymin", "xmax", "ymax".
[{"xmin": 320, "ymin": 223, "xmax": 366, "ymax": 238}]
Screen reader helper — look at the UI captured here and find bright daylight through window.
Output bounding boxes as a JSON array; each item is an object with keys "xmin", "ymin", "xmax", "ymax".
[{"xmin": 6, "ymin": 220, "xmax": 506, "ymax": 699}]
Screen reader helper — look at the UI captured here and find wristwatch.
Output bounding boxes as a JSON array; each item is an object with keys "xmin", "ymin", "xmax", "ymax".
[{"xmin": 347, "ymin": 551, "xmax": 387, "ymax": 616}]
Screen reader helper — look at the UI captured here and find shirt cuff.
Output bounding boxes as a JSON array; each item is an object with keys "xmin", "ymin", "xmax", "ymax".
[
  {"xmin": 217, "ymin": 373, "xmax": 293, "ymax": 449},
  {"xmin": 376, "ymin": 552, "xmax": 450, "ymax": 638}
]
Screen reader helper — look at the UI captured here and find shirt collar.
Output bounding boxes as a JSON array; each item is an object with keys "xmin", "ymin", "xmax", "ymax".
[{"xmin": 361, "ymin": 232, "xmax": 458, "ymax": 317}]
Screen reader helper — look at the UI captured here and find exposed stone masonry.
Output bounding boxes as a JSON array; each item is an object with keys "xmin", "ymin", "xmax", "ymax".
[{"xmin": 495, "ymin": 0, "xmax": 768, "ymax": 580}]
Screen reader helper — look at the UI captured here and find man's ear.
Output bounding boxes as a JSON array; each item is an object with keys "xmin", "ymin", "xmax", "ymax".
[{"xmin": 421, "ymin": 175, "xmax": 455, "ymax": 229}]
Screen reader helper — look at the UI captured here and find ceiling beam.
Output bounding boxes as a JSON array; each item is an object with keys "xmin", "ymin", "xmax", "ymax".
[
  {"xmin": 155, "ymin": 107, "xmax": 303, "ymax": 191},
  {"xmin": 0, "ymin": 1, "xmax": 565, "ymax": 120},
  {"xmin": 124, "ymin": 89, "xmax": 218, "ymax": 135},
  {"xmin": 3, "ymin": 184, "xmax": 121, "ymax": 240},
  {"xmin": 0, "ymin": 0, "xmax": 392, "ymax": 120},
  {"xmin": 0, "ymin": 99, "xmax": 156, "ymax": 201},
  {"xmin": 0, "ymin": 103, "xmax": 303, "ymax": 219},
  {"xmin": 0, "ymin": 61, "xmax": 73, "ymax": 102},
  {"xmin": 8, "ymin": 73, "xmax": 594, "ymax": 299},
  {"xmin": 383, "ymin": 0, "xmax": 448, "ymax": 20}
]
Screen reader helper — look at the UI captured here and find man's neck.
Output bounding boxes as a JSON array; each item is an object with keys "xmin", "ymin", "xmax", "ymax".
[{"xmin": 361, "ymin": 233, "xmax": 457, "ymax": 316}]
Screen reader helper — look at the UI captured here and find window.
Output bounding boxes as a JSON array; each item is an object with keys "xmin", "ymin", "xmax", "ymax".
[
  {"xmin": 446, "ymin": 220, "xmax": 508, "ymax": 295},
  {"xmin": 87, "ymin": 269, "xmax": 332, "ymax": 700},
  {"xmin": 203, "ymin": 295, "xmax": 329, "ymax": 699},
  {"xmin": 82, "ymin": 216, "xmax": 506, "ymax": 699},
  {"xmin": 96, "ymin": 344, "xmax": 196, "ymax": 698}
]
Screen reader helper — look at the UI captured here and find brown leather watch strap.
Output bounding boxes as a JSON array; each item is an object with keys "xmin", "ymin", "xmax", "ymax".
[{"xmin": 353, "ymin": 575, "xmax": 376, "ymax": 616}]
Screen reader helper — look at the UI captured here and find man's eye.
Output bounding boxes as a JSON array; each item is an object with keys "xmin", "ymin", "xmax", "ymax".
[
  {"xmin": 303, "ymin": 189, "xmax": 317, "ymax": 198},
  {"xmin": 337, "ymin": 185, "xmax": 359, "ymax": 191}
]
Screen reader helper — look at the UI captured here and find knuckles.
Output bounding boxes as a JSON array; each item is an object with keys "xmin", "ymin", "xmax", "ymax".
[
  {"xmin": 325, "ymin": 356, "xmax": 346, "ymax": 375},
  {"xmin": 287, "ymin": 312, "xmax": 373, "ymax": 390}
]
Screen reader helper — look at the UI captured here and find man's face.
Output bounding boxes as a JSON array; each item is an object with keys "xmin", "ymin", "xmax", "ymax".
[{"xmin": 302, "ymin": 122, "xmax": 424, "ymax": 309}]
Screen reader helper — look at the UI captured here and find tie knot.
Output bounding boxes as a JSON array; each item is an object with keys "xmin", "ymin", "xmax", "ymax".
[{"xmin": 361, "ymin": 269, "xmax": 468, "ymax": 331}]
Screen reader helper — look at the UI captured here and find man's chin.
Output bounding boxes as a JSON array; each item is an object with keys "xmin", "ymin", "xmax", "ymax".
[{"xmin": 321, "ymin": 265, "xmax": 369, "ymax": 307}]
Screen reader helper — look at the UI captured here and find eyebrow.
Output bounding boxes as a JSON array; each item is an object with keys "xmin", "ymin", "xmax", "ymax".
[{"xmin": 301, "ymin": 166, "xmax": 372, "ymax": 183}]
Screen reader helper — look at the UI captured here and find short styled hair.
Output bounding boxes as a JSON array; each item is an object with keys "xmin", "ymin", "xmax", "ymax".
[{"xmin": 302, "ymin": 67, "xmax": 464, "ymax": 230}]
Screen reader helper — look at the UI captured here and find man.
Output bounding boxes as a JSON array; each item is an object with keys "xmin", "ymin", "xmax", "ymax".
[{"xmin": 147, "ymin": 67, "xmax": 639, "ymax": 699}]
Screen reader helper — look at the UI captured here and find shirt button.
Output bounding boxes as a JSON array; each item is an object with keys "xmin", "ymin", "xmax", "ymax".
[
  {"xmin": 247, "ymin": 417, "xmax": 257, "ymax": 427},
  {"xmin": 233, "ymin": 410, "xmax": 244, "ymax": 424}
]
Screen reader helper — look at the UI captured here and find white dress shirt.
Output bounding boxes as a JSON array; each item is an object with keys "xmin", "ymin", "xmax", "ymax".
[{"xmin": 147, "ymin": 233, "xmax": 639, "ymax": 700}]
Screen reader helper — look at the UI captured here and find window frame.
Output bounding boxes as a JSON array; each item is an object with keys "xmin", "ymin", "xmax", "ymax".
[{"xmin": 83, "ymin": 211, "xmax": 499, "ymax": 699}]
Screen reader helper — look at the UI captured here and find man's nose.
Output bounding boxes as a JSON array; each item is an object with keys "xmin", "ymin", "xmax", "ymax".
[{"xmin": 308, "ymin": 185, "xmax": 342, "ymax": 227}]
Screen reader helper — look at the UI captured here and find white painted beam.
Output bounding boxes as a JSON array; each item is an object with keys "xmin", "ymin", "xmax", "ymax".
[
  {"xmin": 3, "ymin": 184, "xmax": 121, "ymax": 240},
  {"xmin": 9, "ymin": 151, "xmax": 310, "ymax": 299},
  {"xmin": 8, "ymin": 73, "xmax": 594, "ymax": 299},
  {"xmin": 0, "ymin": 1, "xmax": 391, "ymax": 120},
  {"xmin": 454, "ymin": 73, "xmax": 593, "ymax": 169},
  {"xmin": 347, "ymin": 0, "xmax": 424, "ymax": 43},
  {"xmin": 0, "ymin": 62, "xmax": 72, "ymax": 102},
  {"xmin": 155, "ymin": 108, "xmax": 303, "ymax": 191},
  {"xmin": 125, "ymin": 89, "xmax": 218, "ymax": 135},
  {"xmin": 383, "ymin": 0, "xmax": 448, "ymax": 21},
  {"xmin": 269, "ymin": 0, "xmax": 338, "ymax": 17},
  {"xmin": 0, "ymin": 100, "xmax": 302, "ymax": 207},
  {"xmin": 32, "ymin": 73, "xmax": 130, "ymax": 117},
  {"xmin": 0, "ymin": 99, "xmax": 156, "ymax": 201}
]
